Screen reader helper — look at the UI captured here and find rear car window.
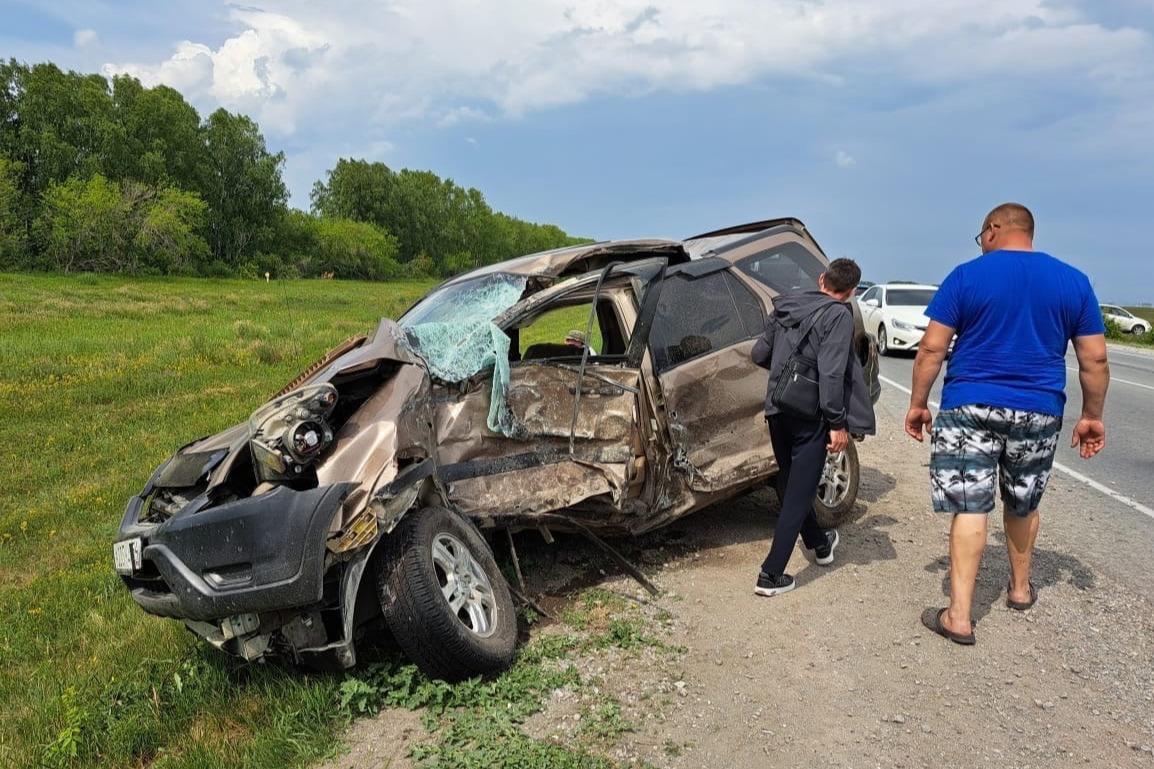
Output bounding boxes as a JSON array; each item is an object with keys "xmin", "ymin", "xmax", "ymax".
[
  {"xmin": 736, "ymin": 242, "xmax": 825, "ymax": 295},
  {"xmin": 649, "ymin": 271, "xmax": 758, "ymax": 372}
]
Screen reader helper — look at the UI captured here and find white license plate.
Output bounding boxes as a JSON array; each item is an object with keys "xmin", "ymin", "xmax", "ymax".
[{"xmin": 113, "ymin": 538, "xmax": 143, "ymax": 575}]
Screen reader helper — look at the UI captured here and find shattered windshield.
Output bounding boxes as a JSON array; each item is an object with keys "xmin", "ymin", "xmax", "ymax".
[
  {"xmin": 399, "ymin": 273, "xmax": 528, "ymax": 436},
  {"xmin": 400, "ymin": 273, "xmax": 524, "ymax": 327}
]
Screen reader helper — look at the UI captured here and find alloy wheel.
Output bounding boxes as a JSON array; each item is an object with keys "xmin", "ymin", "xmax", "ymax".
[
  {"xmin": 818, "ymin": 450, "xmax": 852, "ymax": 508},
  {"xmin": 431, "ymin": 532, "xmax": 497, "ymax": 638}
]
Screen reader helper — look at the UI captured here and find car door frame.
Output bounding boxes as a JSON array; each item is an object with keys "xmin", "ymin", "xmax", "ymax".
[
  {"xmin": 640, "ymin": 259, "xmax": 775, "ymax": 524},
  {"xmin": 430, "ymin": 260, "xmax": 667, "ymax": 529}
]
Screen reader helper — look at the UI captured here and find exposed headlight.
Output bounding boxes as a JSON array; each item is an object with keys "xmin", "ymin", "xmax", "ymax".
[
  {"xmin": 891, "ymin": 319, "xmax": 916, "ymax": 332},
  {"xmin": 249, "ymin": 384, "xmax": 338, "ymax": 480}
]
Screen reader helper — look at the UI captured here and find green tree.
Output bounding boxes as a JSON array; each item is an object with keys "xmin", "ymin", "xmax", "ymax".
[
  {"xmin": 310, "ymin": 158, "xmax": 395, "ymax": 225},
  {"xmin": 129, "ymin": 183, "xmax": 210, "ymax": 273},
  {"xmin": 310, "ymin": 216, "xmax": 400, "ymax": 279},
  {"xmin": 0, "ymin": 61, "xmax": 116, "ymax": 199},
  {"xmin": 198, "ymin": 109, "xmax": 288, "ymax": 266},
  {"xmin": 108, "ymin": 76, "xmax": 204, "ymax": 189},
  {"xmin": 311, "ymin": 159, "xmax": 588, "ymax": 275},
  {"xmin": 36, "ymin": 174, "xmax": 131, "ymax": 272},
  {"xmin": 0, "ymin": 154, "xmax": 26, "ymax": 267},
  {"xmin": 35, "ymin": 174, "xmax": 210, "ymax": 274}
]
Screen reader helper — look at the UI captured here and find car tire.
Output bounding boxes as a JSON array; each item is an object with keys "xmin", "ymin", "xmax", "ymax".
[
  {"xmin": 1133, "ymin": 324, "xmax": 1148, "ymax": 335},
  {"xmin": 877, "ymin": 326, "xmax": 890, "ymax": 356},
  {"xmin": 375, "ymin": 505, "xmax": 516, "ymax": 681},
  {"xmin": 813, "ymin": 441, "xmax": 861, "ymax": 528}
]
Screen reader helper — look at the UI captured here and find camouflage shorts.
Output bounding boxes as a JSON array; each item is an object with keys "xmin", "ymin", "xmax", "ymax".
[{"xmin": 930, "ymin": 405, "xmax": 1063, "ymax": 516}]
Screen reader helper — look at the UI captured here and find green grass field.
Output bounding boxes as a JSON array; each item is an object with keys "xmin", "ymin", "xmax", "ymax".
[
  {"xmin": 0, "ymin": 273, "xmax": 647, "ymax": 769},
  {"xmin": 0, "ymin": 273, "xmax": 439, "ymax": 769}
]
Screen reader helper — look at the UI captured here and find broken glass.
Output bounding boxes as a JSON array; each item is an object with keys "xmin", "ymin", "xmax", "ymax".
[{"xmin": 400, "ymin": 273, "xmax": 528, "ymax": 435}]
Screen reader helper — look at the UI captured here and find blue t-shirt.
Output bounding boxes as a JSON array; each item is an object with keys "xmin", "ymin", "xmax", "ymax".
[{"xmin": 925, "ymin": 250, "xmax": 1104, "ymax": 416}]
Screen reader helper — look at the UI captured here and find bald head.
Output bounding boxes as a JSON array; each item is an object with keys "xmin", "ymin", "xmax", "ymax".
[
  {"xmin": 978, "ymin": 202, "xmax": 1035, "ymax": 253},
  {"xmin": 983, "ymin": 203, "xmax": 1034, "ymax": 236}
]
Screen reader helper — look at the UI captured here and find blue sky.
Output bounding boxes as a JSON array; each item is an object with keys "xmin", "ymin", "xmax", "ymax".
[{"xmin": 2, "ymin": 0, "xmax": 1152, "ymax": 302}]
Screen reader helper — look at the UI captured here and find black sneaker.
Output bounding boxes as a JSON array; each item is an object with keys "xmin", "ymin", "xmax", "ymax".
[
  {"xmin": 812, "ymin": 529, "xmax": 840, "ymax": 566},
  {"xmin": 754, "ymin": 572, "xmax": 796, "ymax": 597}
]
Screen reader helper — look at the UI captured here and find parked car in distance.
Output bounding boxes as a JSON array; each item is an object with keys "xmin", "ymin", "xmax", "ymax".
[
  {"xmin": 854, "ymin": 280, "xmax": 876, "ymax": 297},
  {"xmin": 858, "ymin": 282, "xmax": 938, "ymax": 355},
  {"xmin": 1101, "ymin": 305, "xmax": 1149, "ymax": 335},
  {"xmin": 114, "ymin": 218, "xmax": 880, "ymax": 681}
]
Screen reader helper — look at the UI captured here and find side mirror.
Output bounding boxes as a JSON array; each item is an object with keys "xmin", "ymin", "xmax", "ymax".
[{"xmin": 864, "ymin": 298, "xmax": 880, "ymax": 308}]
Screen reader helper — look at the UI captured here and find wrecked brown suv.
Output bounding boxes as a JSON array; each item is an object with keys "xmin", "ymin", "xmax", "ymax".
[{"xmin": 114, "ymin": 218, "xmax": 880, "ymax": 680}]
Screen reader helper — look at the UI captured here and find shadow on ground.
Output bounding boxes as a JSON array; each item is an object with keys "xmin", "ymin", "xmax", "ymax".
[
  {"xmin": 502, "ymin": 477, "xmax": 900, "ymax": 606},
  {"xmin": 922, "ymin": 532, "xmax": 1096, "ymax": 623}
]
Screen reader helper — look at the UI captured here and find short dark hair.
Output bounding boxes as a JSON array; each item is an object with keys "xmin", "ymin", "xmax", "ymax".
[
  {"xmin": 823, "ymin": 258, "xmax": 861, "ymax": 294},
  {"xmin": 984, "ymin": 202, "xmax": 1035, "ymax": 237}
]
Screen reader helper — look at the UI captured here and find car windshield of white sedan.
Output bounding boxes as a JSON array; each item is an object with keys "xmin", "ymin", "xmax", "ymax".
[
  {"xmin": 399, "ymin": 273, "xmax": 529, "ymax": 436},
  {"xmin": 887, "ymin": 289, "xmax": 937, "ymax": 307}
]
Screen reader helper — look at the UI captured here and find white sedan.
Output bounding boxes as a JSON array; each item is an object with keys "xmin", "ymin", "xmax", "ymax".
[{"xmin": 857, "ymin": 283, "xmax": 938, "ymax": 355}]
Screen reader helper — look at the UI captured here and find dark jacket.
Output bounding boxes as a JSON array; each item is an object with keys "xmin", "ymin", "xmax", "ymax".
[{"xmin": 751, "ymin": 291, "xmax": 877, "ymax": 435}]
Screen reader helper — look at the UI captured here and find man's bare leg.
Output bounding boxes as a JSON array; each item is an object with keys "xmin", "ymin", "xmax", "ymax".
[
  {"xmin": 1004, "ymin": 508, "xmax": 1040, "ymax": 604},
  {"xmin": 944, "ymin": 514, "xmax": 988, "ymax": 635}
]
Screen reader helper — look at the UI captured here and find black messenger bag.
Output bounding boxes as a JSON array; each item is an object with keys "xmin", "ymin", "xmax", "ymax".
[{"xmin": 770, "ymin": 306, "xmax": 832, "ymax": 420}]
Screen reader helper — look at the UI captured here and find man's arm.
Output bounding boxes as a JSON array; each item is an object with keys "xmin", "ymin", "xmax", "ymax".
[
  {"xmin": 904, "ymin": 320, "xmax": 954, "ymax": 441},
  {"xmin": 1071, "ymin": 333, "xmax": 1109, "ymax": 458},
  {"xmin": 751, "ymin": 320, "xmax": 774, "ymax": 369}
]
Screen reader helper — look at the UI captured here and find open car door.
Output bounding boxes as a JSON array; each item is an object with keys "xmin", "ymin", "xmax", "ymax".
[{"xmin": 432, "ymin": 260, "xmax": 665, "ymax": 530}]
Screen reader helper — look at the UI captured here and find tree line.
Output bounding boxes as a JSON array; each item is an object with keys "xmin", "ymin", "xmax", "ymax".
[{"xmin": 0, "ymin": 60, "xmax": 589, "ymax": 280}]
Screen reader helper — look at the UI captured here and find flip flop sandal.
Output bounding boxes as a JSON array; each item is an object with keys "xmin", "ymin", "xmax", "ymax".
[
  {"xmin": 1006, "ymin": 581, "xmax": 1038, "ymax": 611},
  {"xmin": 920, "ymin": 607, "xmax": 976, "ymax": 646}
]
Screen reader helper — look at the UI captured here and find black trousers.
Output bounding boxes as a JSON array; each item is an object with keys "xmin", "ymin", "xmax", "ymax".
[{"xmin": 760, "ymin": 412, "xmax": 830, "ymax": 577}]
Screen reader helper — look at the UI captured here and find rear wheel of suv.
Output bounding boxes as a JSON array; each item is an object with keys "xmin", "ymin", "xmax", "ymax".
[
  {"xmin": 375, "ymin": 506, "xmax": 516, "ymax": 680},
  {"xmin": 813, "ymin": 441, "xmax": 860, "ymax": 528},
  {"xmin": 877, "ymin": 326, "xmax": 890, "ymax": 356}
]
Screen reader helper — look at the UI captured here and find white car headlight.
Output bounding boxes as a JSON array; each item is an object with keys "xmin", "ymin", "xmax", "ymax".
[{"xmin": 891, "ymin": 319, "xmax": 916, "ymax": 332}]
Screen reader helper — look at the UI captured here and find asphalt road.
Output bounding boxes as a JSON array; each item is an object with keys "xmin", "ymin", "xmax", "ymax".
[{"xmin": 877, "ymin": 342, "xmax": 1154, "ymax": 519}]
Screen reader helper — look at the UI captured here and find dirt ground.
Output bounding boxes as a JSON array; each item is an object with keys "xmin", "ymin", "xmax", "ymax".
[{"xmin": 325, "ymin": 386, "xmax": 1154, "ymax": 768}]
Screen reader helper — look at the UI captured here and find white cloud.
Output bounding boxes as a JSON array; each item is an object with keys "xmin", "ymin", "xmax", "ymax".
[
  {"xmin": 73, "ymin": 28, "xmax": 98, "ymax": 48},
  {"xmin": 101, "ymin": 1, "xmax": 1153, "ymax": 140},
  {"xmin": 835, "ymin": 149, "xmax": 856, "ymax": 168}
]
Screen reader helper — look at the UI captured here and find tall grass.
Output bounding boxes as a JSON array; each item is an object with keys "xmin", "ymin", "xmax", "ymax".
[{"xmin": 0, "ymin": 273, "xmax": 434, "ymax": 769}]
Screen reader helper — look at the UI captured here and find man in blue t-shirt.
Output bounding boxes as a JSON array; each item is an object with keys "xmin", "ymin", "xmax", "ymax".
[{"xmin": 904, "ymin": 203, "xmax": 1110, "ymax": 645}]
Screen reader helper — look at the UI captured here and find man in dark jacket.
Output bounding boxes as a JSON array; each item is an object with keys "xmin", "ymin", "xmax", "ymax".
[{"xmin": 750, "ymin": 258, "xmax": 876, "ymax": 596}]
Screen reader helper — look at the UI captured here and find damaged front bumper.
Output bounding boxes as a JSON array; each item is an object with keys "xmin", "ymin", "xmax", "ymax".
[{"xmin": 117, "ymin": 483, "xmax": 355, "ymax": 622}]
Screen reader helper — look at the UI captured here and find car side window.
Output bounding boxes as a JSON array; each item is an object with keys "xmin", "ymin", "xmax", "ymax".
[
  {"xmin": 735, "ymin": 242, "xmax": 825, "ymax": 294},
  {"xmin": 860, "ymin": 286, "xmax": 879, "ymax": 304},
  {"xmin": 725, "ymin": 272, "xmax": 766, "ymax": 337},
  {"xmin": 649, "ymin": 272, "xmax": 753, "ymax": 372}
]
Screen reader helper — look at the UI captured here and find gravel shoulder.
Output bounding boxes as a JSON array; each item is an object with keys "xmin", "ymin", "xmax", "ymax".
[{"xmin": 325, "ymin": 385, "xmax": 1154, "ymax": 768}]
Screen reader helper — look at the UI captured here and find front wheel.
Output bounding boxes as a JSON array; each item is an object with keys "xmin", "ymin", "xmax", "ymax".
[
  {"xmin": 1133, "ymin": 324, "xmax": 1148, "ymax": 335},
  {"xmin": 375, "ymin": 506, "xmax": 516, "ymax": 681},
  {"xmin": 877, "ymin": 326, "xmax": 890, "ymax": 356},
  {"xmin": 813, "ymin": 441, "xmax": 861, "ymax": 528}
]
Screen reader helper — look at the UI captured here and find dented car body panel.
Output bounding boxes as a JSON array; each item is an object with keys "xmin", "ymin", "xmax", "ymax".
[{"xmin": 115, "ymin": 219, "xmax": 878, "ymax": 668}]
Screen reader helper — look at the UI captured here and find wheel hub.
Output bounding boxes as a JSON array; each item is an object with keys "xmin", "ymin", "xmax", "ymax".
[
  {"xmin": 818, "ymin": 450, "xmax": 851, "ymax": 507},
  {"xmin": 431, "ymin": 533, "xmax": 497, "ymax": 638}
]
